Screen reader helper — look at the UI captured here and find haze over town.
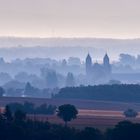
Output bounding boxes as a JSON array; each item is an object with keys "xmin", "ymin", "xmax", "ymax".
[{"xmin": 0, "ymin": 1, "xmax": 140, "ymax": 139}]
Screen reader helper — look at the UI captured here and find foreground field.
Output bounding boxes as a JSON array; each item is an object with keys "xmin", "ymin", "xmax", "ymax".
[
  {"xmin": 1, "ymin": 97, "xmax": 140, "ymax": 129},
  {"xmin": 27, "ymin": 109, "xmax": 140, "ymax": 130}
]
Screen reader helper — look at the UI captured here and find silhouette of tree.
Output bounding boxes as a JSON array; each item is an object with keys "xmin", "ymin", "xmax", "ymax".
[
  {"xmin": 62, "ymin": 59, "xmax": 67, "ymax": 67},
  {"xmin": 24, "ymin": 82, "xmax": 40, "ymax": 97},
  {"xmin": 66, "ymin": 72, "xmax": 75, "ymax": 87},
  {"xmin": 0, "ymin": 72, "xmax": 12, "ymax": 85},
  {"xmin": 106, "ymin": 121, "xmax": 140, "ymax": 140},
  {"xmin": 46, "ymin": 70, "xmax": 58, "ymax": 88},
  {"xmin": 7, "ymin": 102, "xmax": 57, "ymax": 115},
  {"xmin": 78, "ymin": 127, "xmax": 103, "ymax": 140},
  {"xmin": 14, "ymin": 110, "xmax": 26, "ymax": 122},
  {"xmin": 0, "ymin": 87, "xmax": 5, "ymax": 96},
  {"xmin": 3, "ymin": 105, "xmax": 13, "ymax": 122},
  {"xmin": 23, "ymin": 101, "xmax": 34, "ymax": 114},
  {"xmin": 24, "ymin": 82, "xmax": 33, "ymax": 95},
  {"xmin": 124, "ymin": 109, "xmax": 138, "ymax": 118},
  {"xmin": 57, "ymin": 104, "xmax": 78, "ymax": 126}
]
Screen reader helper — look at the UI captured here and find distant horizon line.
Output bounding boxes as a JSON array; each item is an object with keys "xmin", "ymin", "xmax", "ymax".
[{"xmin": 0, "ymin": 36, "xmax": 140, "ymax": 40}]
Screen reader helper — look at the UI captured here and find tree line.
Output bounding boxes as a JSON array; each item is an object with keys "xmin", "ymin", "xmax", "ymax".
[
  {"xmin": 54, "ymin": 84, "xmax": 140, "ymax": 102},
  {"xmin": 7, "ymin": 102, "xmax": 57, "ymax": 115}
]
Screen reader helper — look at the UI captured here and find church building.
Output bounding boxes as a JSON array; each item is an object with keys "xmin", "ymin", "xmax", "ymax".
[{"xmin": 85, "ymin": 53, "xmax": 112, "ymax": 84}]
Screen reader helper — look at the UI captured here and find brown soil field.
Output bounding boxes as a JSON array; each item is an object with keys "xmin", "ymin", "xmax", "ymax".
[
  {"xmin": 1, "ymin": 97, "xmax": 140, "ymax": 111},
  {"xmin": 1, "ymin": 97, "xmax": 140, "ymax": 130},
  {"xmin": 27, "ymin": 109, "xmax": 140, "ymax": 130}
]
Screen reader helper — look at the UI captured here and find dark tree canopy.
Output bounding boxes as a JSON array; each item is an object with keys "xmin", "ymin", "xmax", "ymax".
[
  {"xmin": 54, "ymin": 84, "xmax": 140, "ymax": 103},
  {"xmin": 106, "ymin": 121, "xmax": 140, "ymax": 140},
  {"xmin": 7, "ymin": 102, "xmax": 56, "ymax": 115},
  {"xmin": 78, "ymin": 127, "xmax": 103, "ymax": 140},
  {"xmin": 57, "ymin": 104, "xmax": 78, "ymax": 126},
  {"xmin": 14, "ymin": 110, "xmax": 26, "ymax": 121},
  {"xmin": 124, "ymin": 109, "xmax": 138, "ymax": 118},
  {"xmin": 3, "ymin": 105, "xmax": 13, "ymax": 122}
]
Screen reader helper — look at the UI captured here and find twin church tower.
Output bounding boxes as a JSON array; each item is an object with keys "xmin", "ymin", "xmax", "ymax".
[{"xmin": 85, "ymin": 53, "xmax": 111, "ymax": 83}]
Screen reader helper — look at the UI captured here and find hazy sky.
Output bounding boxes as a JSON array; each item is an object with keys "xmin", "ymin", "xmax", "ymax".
[{"xmin": 0, "ymin": 0, "xmax": 140, "ymax": 38}]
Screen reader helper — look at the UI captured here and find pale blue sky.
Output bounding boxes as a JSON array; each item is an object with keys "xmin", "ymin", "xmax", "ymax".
[{"xmin": 0, "ymin": 0, "xmax": 140, "ymax": 38}]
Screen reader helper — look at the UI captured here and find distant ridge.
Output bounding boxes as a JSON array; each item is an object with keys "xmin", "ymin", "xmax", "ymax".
[
  {"xmin": 0, "ymin": 37, "xmax": 140, "ymax": 61},
  {"xmin": 0, "ymin": 37, "xmax": 140, "ymax": 47}
]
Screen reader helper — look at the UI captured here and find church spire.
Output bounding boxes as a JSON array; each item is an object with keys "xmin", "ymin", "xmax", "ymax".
[
  {"xmin": 86, "ymin": 53, "xmax": 92, "ymax": 76},
  {"xmin": 103, "ymin": 53, "xmax": 110, "ymax": 65},
  {"xmin": 103, "ymin": 53, "xmax": 111, "ymax": 75}
]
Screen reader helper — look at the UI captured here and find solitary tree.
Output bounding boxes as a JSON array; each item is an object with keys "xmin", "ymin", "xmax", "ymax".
[
  {"xmin": 124, "ymin": 109, "xmax": 138, "ymax": 118},
  {"xmin": 57, "ymin": 104, "xmax": 78, "ymax": 126}
]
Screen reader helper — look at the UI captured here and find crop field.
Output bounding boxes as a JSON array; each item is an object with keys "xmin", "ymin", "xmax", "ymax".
[
  {"xmin": 1, "ymin": 97, "xmax": 140, "ymax": 130},
  {"xmin": 27, "ymin": 109, "xmax": 140, "ymax": 130}
]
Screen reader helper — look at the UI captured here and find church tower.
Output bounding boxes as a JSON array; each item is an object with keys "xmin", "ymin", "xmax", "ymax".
[
  {"xmin": 86, "ymin": 53, "xmax": 92, "ymax": 76},
  {"xmin": 103, "ymin": 53, "xmax": 110, "ymax": 65},
  {"xmin": 103, "ymin": 53, "xmax": 111, "ymax": 75}
]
